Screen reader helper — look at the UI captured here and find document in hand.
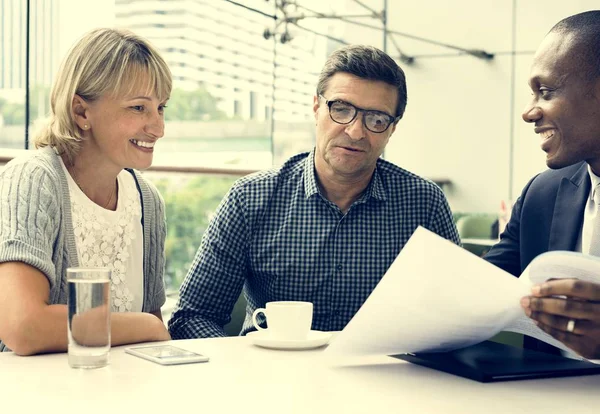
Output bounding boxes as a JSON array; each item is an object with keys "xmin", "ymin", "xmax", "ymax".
[{"xmin": 325, "ymin": 226, "xmax": 600, "ymax": 358}]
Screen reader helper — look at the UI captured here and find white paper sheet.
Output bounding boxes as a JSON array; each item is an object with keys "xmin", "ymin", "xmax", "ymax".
[
  {"xmin": 326, "ymin": 227, "xmax": 529, "ymax": 356},
  {"xmin": 325, "ymin": 226, "xmax": 600, "ymax": 357}
]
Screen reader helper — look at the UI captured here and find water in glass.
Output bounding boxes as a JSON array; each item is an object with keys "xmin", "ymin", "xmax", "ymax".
[{"xmin": 67, "ymin": 269, "xmax": 111, "ymax": 369}]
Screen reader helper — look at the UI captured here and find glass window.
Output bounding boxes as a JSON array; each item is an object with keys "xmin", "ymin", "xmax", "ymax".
[
  {"xmin": 1, "ymin": 0, "xmax": 345, "ymax": 294},
  {"xmin": 0, "ymin": 0, "xmax": 27, "ymax": 149},
  {"xmin": 143, "ymin": 171, "xmax": 239, "ymax": 292}
]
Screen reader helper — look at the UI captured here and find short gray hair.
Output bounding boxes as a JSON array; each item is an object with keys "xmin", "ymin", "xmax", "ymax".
[{"xmin": 316, "ymin": 45, "xmax": 407, "ymax": 119}]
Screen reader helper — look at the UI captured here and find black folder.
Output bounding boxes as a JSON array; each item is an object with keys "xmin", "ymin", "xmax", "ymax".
[{"xmin": 391, "ymin": 340, "xmax": 600, "ymax": 383}]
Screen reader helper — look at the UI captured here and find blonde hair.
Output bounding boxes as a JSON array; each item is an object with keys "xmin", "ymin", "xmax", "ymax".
[{"xmin": 35, "ymin": 28, "xmax": 172, "ymax": 162}]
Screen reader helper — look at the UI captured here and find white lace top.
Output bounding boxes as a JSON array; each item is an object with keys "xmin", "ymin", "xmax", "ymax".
[{"xmin": 60, "ymin": 159, "xmax": 144, "ymax": 313}]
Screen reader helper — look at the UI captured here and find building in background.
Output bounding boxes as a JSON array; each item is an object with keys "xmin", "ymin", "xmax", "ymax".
[
  {"xmin": 1, "ymin": 0, "xmax": 60, "ymax": 91},
  {"xmin": 114, "ymin": 0, "xmax": 332, "ymax": 165},
  {"xmin": 115, "ymin": 0, "xmax": 326, "ymax": 123},
  {"xmin": 1, "ymin": 0, "xmax": 345, "ymax": 160},
  {"xmin": 0, "ymin": 0, "xmax": 59, "ymax": 145}
]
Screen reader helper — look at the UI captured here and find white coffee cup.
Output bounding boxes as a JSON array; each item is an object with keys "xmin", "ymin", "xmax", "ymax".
[{"xmin": 252, "ymin": 301, "xmax": 313, "ymax": 340}]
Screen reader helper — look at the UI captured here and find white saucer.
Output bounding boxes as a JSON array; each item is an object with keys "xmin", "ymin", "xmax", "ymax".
[{"xmin": 247, "ymin": 330, "xmax": 332, "ymax": 350}]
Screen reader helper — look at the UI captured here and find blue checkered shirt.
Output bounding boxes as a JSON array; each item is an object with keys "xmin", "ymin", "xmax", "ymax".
[{"xmin": 169, "ymin": 150, "xmax": 460, "ymax": 339}]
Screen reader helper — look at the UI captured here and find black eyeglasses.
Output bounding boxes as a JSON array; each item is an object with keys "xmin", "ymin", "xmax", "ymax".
[{"xmin": 319, "ymin": 95, "xmax": 398, "ymax": 133}]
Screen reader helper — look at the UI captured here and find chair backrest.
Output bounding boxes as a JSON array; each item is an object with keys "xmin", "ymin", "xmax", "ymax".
[
  {"xmin": 456, "ymin": 214, "xmax": 497, "ymax": 239},
  {"xmin": 456, "ymin": 214, "xmax": 524, "ymax": 347},
  {"xmin": 223, "ymin": 291, "xmax": 248, "ymax": 336},
  {"xmin": 456, "ymin": 214, "xmax": 498, "ymax": 257}
]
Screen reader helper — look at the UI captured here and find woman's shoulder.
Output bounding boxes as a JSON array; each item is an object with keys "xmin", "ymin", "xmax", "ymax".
[
  {"xmin": 125, "ymin": 169, "xmax": 164, "ymax": 206},
  {"xmin": 2, "ymin": 147, "xmax": 64, "ymax": 189}
]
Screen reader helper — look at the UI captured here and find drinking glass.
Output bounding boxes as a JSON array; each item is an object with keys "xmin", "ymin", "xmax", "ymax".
[{"xmin": 67, "ymin": 267, "xmax": 111, "ymax": 368}]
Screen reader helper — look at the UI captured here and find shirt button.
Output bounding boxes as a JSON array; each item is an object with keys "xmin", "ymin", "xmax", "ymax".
[{"xmin": 337, "ymin": 264, "xmax": 343, "ymax": 271}]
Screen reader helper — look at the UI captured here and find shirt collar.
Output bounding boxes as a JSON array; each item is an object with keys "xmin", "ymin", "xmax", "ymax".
[
  {"xmin": 368, "ymin": 167, "xmax": 386, "ymax": 201},
  {"xmin": 303, "ymin": 150, "xmax": 320, "ymax": 198},
  {"xmin": 588, "ymin": 165, "xmax": 600, "ymax": 202},
  {"xmin": 303, "ymin": 149, "xmax": 387, "ymax": 202}
]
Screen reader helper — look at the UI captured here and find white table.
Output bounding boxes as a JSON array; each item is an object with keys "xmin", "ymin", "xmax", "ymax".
[{"xmin": 1, "ymin": 336, "xmax": 599, "ymax": 413}]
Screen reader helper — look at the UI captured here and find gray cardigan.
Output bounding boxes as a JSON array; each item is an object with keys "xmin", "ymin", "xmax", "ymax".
[{"xmin": 0, "ymin": 147, "xmax": 167, "ymax": 351}]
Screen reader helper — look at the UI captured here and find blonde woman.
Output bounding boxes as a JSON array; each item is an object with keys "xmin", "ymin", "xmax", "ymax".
[{"xmin": 0, "ymin": 28, "xmax": 172, "ymax": 355}]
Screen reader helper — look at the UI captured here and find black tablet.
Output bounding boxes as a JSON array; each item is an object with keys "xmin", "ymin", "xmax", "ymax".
[{"xmin": 391, "ymin": 340, "xmax": 600, "ymax": 383}]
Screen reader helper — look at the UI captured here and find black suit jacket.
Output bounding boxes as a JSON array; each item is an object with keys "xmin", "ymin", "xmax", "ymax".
[{"xmin": 485, "ymin": 161, "xmax": 590, "ymax": 354}]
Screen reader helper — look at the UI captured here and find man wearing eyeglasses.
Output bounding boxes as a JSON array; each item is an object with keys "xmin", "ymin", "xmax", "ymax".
[{"xmin": 169, "ymin": 45, "xmax": 460, "ymax": 339}]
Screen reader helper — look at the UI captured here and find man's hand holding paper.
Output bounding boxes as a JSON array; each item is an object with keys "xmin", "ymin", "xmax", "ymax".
[{"xmin": 522, "ymin": 278, "xmax": 600, "ymax": 359}]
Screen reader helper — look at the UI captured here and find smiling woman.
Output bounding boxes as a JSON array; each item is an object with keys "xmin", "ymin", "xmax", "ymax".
[{"xmin": 0, "ymin": 28, "xmax": 173, "ymax": 355}]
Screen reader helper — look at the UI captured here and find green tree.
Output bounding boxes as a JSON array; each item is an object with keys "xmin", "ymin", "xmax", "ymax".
[
  {"xmin": 2, "ymin": 85, "xmax": 227, "ymax": 124},
  {"xmin": 153, "ymin": 174, "xmax": 238, "ymax": 290},
  {"xmin": 0, "ymin": 85, "xmax": 51, "ymax": 125},
  {"xmin": 0, "ymin": 97, "xmax": 24, "ymax": 125},
  {"xmin": 165, "ymin": 85, "xmax": 227, "ymax": 121}
]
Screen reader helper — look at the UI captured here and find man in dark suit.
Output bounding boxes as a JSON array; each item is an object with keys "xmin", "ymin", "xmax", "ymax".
[{"xmin": 485, "ymin": 10, "xmax": 600, "ymax": 359}]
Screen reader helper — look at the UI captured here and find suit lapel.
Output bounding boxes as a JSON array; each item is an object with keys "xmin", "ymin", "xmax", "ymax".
[{"xmin": 548, "ymin": 164, "xmax": 590, "ymax": 250}]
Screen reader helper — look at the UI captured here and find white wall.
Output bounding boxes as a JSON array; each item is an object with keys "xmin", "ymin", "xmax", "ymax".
[{"xmin": 341, "ymin": 0, "xmax": 598, "ymax": 213}]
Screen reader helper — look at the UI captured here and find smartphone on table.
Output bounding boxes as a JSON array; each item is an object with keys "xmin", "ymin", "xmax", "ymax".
[{"xmin": 125, "ymin": 345, "xmax": 209, "ymax": 365}]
